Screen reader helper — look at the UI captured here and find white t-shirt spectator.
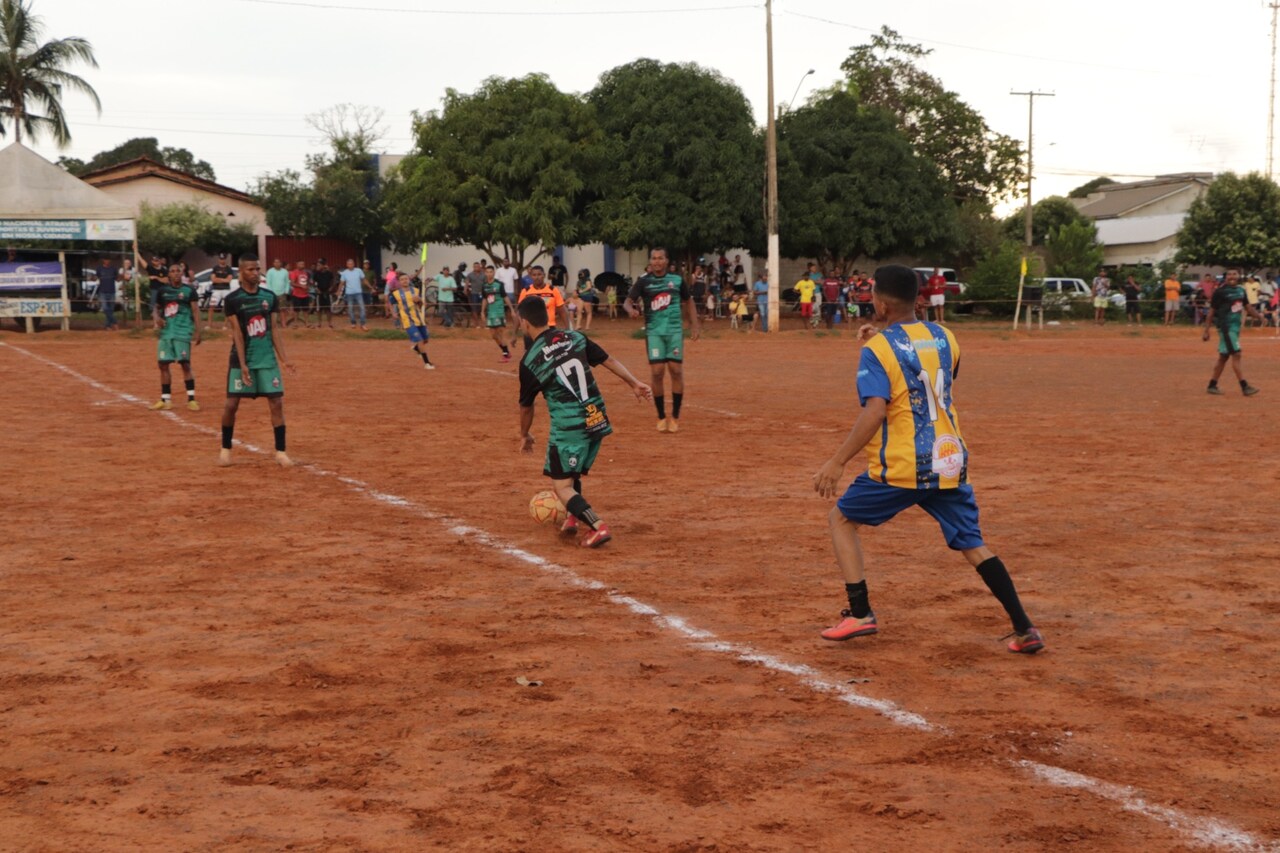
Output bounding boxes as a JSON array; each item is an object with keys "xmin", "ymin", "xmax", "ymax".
[{"xmin": 495, "ymin": 265, "xmax": 518, "ymax": 299}]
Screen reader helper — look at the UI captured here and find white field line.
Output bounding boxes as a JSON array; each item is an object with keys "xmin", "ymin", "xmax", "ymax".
[{"xmin": 4, "ymin": 340, "xmax": 1275, "ymax": 852}]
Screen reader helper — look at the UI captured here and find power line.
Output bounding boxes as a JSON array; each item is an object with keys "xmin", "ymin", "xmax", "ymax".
[
  {"xmin": 234, "ymin": 0, "xmax": 759, "ymax": 15},
  {"xmin": 781, "ymin": 8, "xmax": 1190, "ymax": 77},
  {"xmin": 75, "ymin": 120, "xmax": 414, "ymax": 143}
]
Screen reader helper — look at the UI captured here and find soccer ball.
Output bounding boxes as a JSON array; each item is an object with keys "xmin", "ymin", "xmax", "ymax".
[{"xmin": 529, "ymin": 491, "xmax": 567, "ymax": 525}]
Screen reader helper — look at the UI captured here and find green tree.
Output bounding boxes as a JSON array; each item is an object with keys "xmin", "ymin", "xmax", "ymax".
[
  {"xmin": 1045, "ymin": 219, "xmax": 1104, "ymax": 278},
  {"xmin": 1068, "ymin": 176, "xmax": 1113, "ymax": 199},
  {"xmin": 384, "ymin": 75, "xmax": 600, "ymax": 268},
  {"xmin": 254, "ymin": 104, "xmax": 386, "ymax": 252},
  {"xmin": 0, "ymin": 0, "xmax": 99, "ymax": 146},
  {"xmin": 838, "ymin": 27, "xmax": 1023, "ymax": 204},
  {"xmin": 59, "ymin": 136, "xmax": 216, "ymax": 181},
  {"xmin": 953, "ymin": 197, "xmax": 1003, "ymax": 273},
  {"xmin": 777, "ymin": 90, "xmax": 956, "ymax": 268},
  {"xmin": 1175, "ymin": 172, "xmax": 1280, "ymax": 268},
  {"xmin": 137, "ymin": 201, "xmax": 256, "ymax": 261},
  {"xmin": 586, "ymin": 59, "xmax": 761, "ymax": 258},
  {"xmin": 1002, "ymin": 195, "xmax": 1091, "ymax": 246},
  {"xmin": 965, "ymin": 240, "xmax": 1025, "ymax": 314}
]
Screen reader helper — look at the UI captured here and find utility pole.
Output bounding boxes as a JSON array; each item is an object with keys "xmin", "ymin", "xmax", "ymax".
[
  {"xmin": 764, "ymin": 0, "xmax": 780, "ymax": 333},
  {"xmin": 1269, "ymin": 2, "xmax": 1279, "ymax": 178},
  {"xmin": 1010, "ymin": 90, "xmax": 1053, "ymax": 330},
  {"xmin": 1010, "ymin": 90, "xmax": 1054, "ymax": 247}
]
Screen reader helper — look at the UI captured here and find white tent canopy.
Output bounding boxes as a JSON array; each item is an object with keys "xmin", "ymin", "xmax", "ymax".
[
  {"xmin": 0, "ymin": 141, "xmax": 133, "ymax": 221},
  {"xmin": 0, "ymin": 142, "xmax": 138, "ymax": 332}
]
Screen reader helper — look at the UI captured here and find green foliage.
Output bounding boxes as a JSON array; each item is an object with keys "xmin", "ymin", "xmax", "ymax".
[
  {"xmin": 1068, "ymin": 176, "xmax": 1113, "ymax": 199},
  {"xmin": 1045, "ymin": 219, "xmax": 1104, "ymax": 278},
  {"xmin": 839, "ymin": 27, "xmax": 1023, "ymax": 204},
  {"xmin": 965, "ymin": 241, "xmax": 1025, "ymax": 313},
  {"xmin": 953, "ymin": 198, "xmax": 1003, "ymax": 273},
  {"xmin": 59, "ymin": 137, "xmax": 216, "ymax": 181},
  {"xmin": 777, "ymin": 90, "xmax": 957, "ymax": 268},
  {"xmin": 0, "ymin": 0, "xmax": 99, "ymax": 146},
  {"xmin": 384, "ymin": 75, "xmax": 600, "ymax": 268},
  {"xmin": 1175, "ymin": 172, "xmax": 1280, "ymax": 268},
  {"xmin": 1002, "ymin": 195, "xmax": 1090, "ymax": 246},
  {"xmin": 253, "ymin": 106, "xmax": 384, "ymax": 252},
  {"xmin": 136, "ymin": 201, "xmax": 256, "ymax": 261},
  {"xmin": 587, "ymin": 59, "xmax": 761, "ymax": 255}
]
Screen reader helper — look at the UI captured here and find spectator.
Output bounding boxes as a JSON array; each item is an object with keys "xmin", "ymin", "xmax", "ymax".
[
  {"xmin": 264, "ymin": 259, "xmax": 290, "ymax": 315},
  {"xmin": 926, "ymin": 267, "xmax": 947, "ymax": 323},
  {"xmin": 821, "ymin": 268, "xmax": 842, "ymax": 329},
  {"xmin": 548, "ymin": 255, "xmax": 568, "ymax": 292},
  {"xmin": 339, "ymin": 258, "xmax": 368, "ymax": 331},
  {"xmin": 466, "ymin": 261, "xmax": 486, "ymax": 323},
  {"xmin": 207, "ymin": 253, "xmax": 234, "ymax": 329},
  {"xmin": 577, "ymin": 269, "xmax": 597, "ymax": 331},
  {"xmin": 1162, "ymin": 272, "xmax": 1181, "ymax": 326},
  {"xmin": 1259, "ymin": 274, "xmax": 1277, "ymax": 327},
  {"xmin": 384, "ymin": 262, "xmax": 400, "ymax": 318},
  {"xmin": 733, "ymin": 254, "xmax": 746, "ymax": 292},
  {"xmin": 96, "ymin": 256, "xmax": 120, "ymax": 331},
  {"xmin": 754, "ymin": 271, "xmax": 770, "ymax": 332},
  {"xmin": 691, "ymin": 265, "xmax": 708, "ymax": 319},
  {"xmin": 287, "ymin": 260, "xmax": 312, "ymax": 328},
  {"xmin": 793, "ymin": 272, "xmax": 815, "ymax": 331},
  {"xmin": 313, "ymin": 258, "xmax": 336, "ymax": 329},
  {"xmin": 1244, "ymin": 275, "xmax": 1262, "ymax": 326},
  {"xmin": 1091, "ymin": 269, "xmax": 1111, "ymax": 326},
  {"xmin": 361, "ymin": 260, "xmax": 378, "ymax": 314},
  {"xmin": 435, "ymin": 265, "xmax": 457, "ymax": 327},
  {"xmin": 853, "ymin": 271, "xmax": 874, "ymax": 318},
  {"xmin": 495, "ymin": 258, "xmax": 518, "ymax": 302},
  {"xmin": 1122, "ymin": 275, "xmax": 1141, "ymax": 325},
  {"xmin": 605, "ymin": 283, "xmax": 618, "ymax": 320}
]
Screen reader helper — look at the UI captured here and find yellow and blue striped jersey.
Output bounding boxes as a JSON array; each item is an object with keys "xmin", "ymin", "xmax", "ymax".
[
  {"xmin": 389, "ymin": 284, "xmax": 426, "ymax": 329},
  {"xmin": 857, "ymin": 321, "xmax": 967, "ymax": 489}
]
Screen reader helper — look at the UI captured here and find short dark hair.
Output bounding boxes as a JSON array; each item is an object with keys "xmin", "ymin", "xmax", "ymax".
[
  {"xmin": 518, "ymin": 294, "xmax": 549, "ymax": 326},
  {"xmin": 239, "ymin": 254, "xmax": 259, "ymax": 264},
  {"xmin": 650, "ymin": 247, "xmax": 669, "ymax": 258},
  {"xmin": 872, "ymin": 264, "xmax": 918, "ymax": 304},
  {"xmin": 530, "ymin": 264, "xmax": 545, "ymax": 273}
]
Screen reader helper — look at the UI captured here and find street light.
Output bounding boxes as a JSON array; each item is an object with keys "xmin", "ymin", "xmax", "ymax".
[{"xmin": 788, "ymin": 68, "xmax": 816, "ymax": 112}]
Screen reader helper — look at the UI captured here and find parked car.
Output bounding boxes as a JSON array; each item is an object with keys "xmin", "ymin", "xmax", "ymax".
[
  {"xmin": 193, "ymin": 267, "xmax": 240, "ymax": 309},
  {"xmin": 1038, "ymin": 277, "xmax": 1125, "ymax": 309},
  {"xmin": 912, "ymin": 267, "xmax": 968, "ymax": 297}
]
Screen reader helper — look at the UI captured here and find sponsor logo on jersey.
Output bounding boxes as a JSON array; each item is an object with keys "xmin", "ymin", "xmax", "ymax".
[
  {"xmin": 567, "ymin": 454, "xmax": 579, "ymax": 468},
  {"xmin": 932, "ymin": 434, "xmax": 964, "ymax": 478},
  {"xmin": 272, "ymin": 376, "xmax": 280, "ymax": 389},
  {"xmin": 650, "ymin": 293, "xmax": 672, "ymax": 311},
  {"xmin": 246, "ymin": 315, "xmax": 267, "ymax": 337},
  {"xmin": 541, "ymin": 336, "xmax": 574, "ymax": 362},
  {"xmin": 164, "ymin": 302, "xmax": 179, "ymax": 317}
]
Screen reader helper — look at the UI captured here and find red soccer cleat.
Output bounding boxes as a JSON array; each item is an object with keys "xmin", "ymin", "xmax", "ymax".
[
  {"xmin": 820, "ymin": 609, "xmax": 878, "ymax": 641},
  {"xmin": 560, "ymin": 515, "xmax": 579, "ymax": 536},
  {"xmin": 580, "ymin": 523, "xmax": 612, "ymax": 548},
  {"xmin": 1006, "ymin": 627, "xmax": 1045, "ymax": 655}
]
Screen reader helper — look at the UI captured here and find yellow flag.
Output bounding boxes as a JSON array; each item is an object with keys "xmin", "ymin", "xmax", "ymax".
[
  {"xmin": 1020, "ymin": 256, "xmax": 1028, "ymax": 277},
  {"xmin": 420, "ymin": 243, "xmax": 429, "ymax": 265}
]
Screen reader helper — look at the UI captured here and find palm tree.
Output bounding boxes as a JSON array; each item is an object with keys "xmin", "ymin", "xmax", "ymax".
[{"xmin": 0, "ymin": 0, "xmax": 100, "ymax": 147}]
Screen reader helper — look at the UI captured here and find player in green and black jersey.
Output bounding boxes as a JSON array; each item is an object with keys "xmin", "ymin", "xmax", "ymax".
[
  {"xmin": 517, "ymin": 296, "xmax": 652, "ymax": 548},
  {"xmin": 149, "ymin": 263, "xmax": 202, "ymax": 411},
  {"xmin": 624, "ymin": 247, "xmax": 701, "ymax": 434},
  {"xmin": 483, "ymin": 264, "xmax": 516, "ymax": 362},
  {"xmin": 220, "ymin": 255, "xmax": 296, "ymax": 467},
  {"xmin": 1204, "ymin": 267, "xmax": 1263, "ymax": 396}
]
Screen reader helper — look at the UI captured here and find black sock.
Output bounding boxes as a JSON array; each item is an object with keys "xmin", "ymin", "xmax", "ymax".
[
  {"xmin": 845, "ymin": 581, "xmax": 871, "ymax": 619},
  {"xmin": 221, "ymin": 425, "xmax": 233, "ymax": 450},
  {"xmin": 500, "ymin": 344, "xmax": 509, "ymax": 355},
  {"xmin": 184, "ymin": 378, "xmax": 195, "ymax": 400},
  {"xmin": 672, "ymin": 392, "xmax": 683, "ymax": 419},
  {"xmin": 565, "ymin": 494, "xmax": 601, "ymax": 529},
  {"xmin": 419, "ymin": 350, "xmax": 430, "ymax": 365},
  {"xmin": 274, "ymin": 425, "xmax": 286, "ymax": 452},
  {"xmin": 1208, "ymin": 379, "xmax": 1218, "ymax": 388},
  {"xmin": 572, "ymin": 477, "xmax": 582, "ymax": 495},
  {"xmin": 161, "ymin": 383, "xmax": 171, "ymax": 401},
  {"xmin": 1240, "ymin": 379, "xmax": 1249, "ymax": 390},
  {"xmin": 655, "ymin": 395, "xmax": 666, "ymax": 419},
  {"xmin": 976, "ymin": 557, "xmax": 1033, "ymax": 634}
]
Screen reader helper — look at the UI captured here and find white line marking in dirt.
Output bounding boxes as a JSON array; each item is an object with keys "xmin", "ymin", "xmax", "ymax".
[{"xmin": 4, "ymin": 340, "xmax": 1273, "ymax": 852}]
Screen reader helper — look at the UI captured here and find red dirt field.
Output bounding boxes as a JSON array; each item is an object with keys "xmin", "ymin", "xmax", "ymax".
[{"xmin": 2, "ymin": 316, "xmax": 1278, "ymax": 851}]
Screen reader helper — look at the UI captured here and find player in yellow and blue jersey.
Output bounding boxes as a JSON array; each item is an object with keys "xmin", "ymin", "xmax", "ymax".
[
  {"xmin": 812, "ymin": 264, "xmax": 1043, "ymax": 654},
  {"xmin": 389, "ymin": 272, "xmax": 434, "ymax": 370}
]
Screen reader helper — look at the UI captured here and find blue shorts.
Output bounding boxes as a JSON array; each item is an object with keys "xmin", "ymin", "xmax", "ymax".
[
  {"xmin": 406, "ymin": 324, "xmax": 428, "ymax": 344},
  {"xmin": 836, "ymin": 473, "xmax": 984, "ymax": 551}
]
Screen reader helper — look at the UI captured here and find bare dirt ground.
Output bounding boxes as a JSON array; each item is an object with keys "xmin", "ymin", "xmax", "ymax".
[{"xmin": 2, "ymin": 314, "xmax": 1278, "ymax": 851}]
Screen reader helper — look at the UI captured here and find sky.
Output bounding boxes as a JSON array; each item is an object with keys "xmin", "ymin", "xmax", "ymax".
[{"xmin": 21, "ymin": 0, "xmax": 1280, "ymax": 214}]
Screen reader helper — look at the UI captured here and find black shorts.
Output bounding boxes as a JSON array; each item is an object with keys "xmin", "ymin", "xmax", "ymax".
[
  {"xmin": 317, "ymin": 291, "xmax": 333, "ymax": 309},
  {"xmin": 1125, "ymin": 301, "xmax": 1139, "ymax": 315},
  {"xmin": 290, "ymin": 294, "xmax": 310, "ymax": 309}
]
